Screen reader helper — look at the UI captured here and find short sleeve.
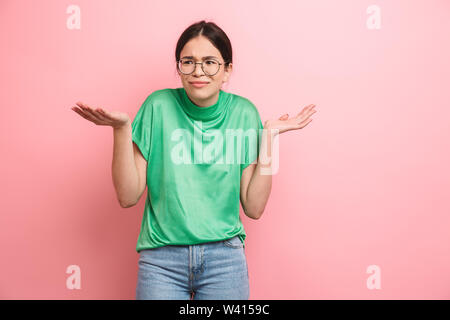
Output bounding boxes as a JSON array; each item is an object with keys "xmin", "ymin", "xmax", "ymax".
[
  {"xmin": 240, "ymin": 103, "xmax": 264, "ymax": 172},
  {"xmin": 131, "ymin": 94, "xmax": 154, "ymax": 162}
]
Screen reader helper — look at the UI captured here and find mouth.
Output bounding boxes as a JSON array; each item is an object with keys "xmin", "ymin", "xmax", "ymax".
[{"xmin": 189, "ymin": 81, "xmax": 209, "ymax": 88}]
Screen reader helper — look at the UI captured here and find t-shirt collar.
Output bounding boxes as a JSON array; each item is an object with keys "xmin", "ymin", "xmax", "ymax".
[{"xmin": 180, "ymin": 87, "xmax": 225, "ymax": 121}]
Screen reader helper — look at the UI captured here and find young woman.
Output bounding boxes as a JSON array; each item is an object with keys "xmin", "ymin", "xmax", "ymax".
[{"xmin": 71, "ymin": 20, "xmax": 316, "ymax": 300}]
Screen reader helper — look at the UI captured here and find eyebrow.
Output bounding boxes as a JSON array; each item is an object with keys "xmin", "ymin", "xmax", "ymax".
[{"xmin": 180, "ymin": 55, "xmax": 219, "ymax": 60}]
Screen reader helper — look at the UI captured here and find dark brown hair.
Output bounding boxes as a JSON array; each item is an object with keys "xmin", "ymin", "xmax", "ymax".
[{"xmin": 175, "ymin": 20, "xmax": 233, "ymax": 70}]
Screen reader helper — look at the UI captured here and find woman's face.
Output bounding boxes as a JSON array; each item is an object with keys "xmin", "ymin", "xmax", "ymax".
[{"xmin": 177, "ymin": 35, "xmax": 232, "ymax": 107}]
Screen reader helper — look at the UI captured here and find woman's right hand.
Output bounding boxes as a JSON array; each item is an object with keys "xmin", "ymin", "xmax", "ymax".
[{"xmin": 71, "ymin": 101, "xmax": 131, "ymax": 129}]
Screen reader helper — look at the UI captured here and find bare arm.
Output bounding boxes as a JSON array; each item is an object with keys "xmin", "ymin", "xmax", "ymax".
[
  {"xmin": 71, "ymin": 102, "xmax": 147, "ymax": 208},
  {"xmin": 112, "ymin": 123, "xmax": 148, "ymax": 208},
  {"xmin": 240, "ymin": 127, "xmax": 273, "ymax": 220},
  {"xmin": 240, "ymin": 104, "xmax": 317, "ymax": 219}
]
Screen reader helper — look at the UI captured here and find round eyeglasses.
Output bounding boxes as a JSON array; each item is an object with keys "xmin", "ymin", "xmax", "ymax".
[{"xmin": 177, "ymin": 58, "xmax": 223, "ymax": 76}]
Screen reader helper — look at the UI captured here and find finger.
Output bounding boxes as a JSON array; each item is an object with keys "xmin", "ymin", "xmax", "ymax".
[
  {"xmin": 294, "ymin": 117, "xmax": 313, "ymax": 129},
  {"xmin": 92, "ymin": 107, "xmax": 111, "ymax": 122},
  {"xmin": 97, "ymin": 108, "xmax": 114, "ymax": 120},
  {"xmin": 72, "ymin": 106, "xmax": 86, "ymax": 117},
  {"xmin": 306, "ymin": 109, "xmax": 317, "ymax": 118},
  {"xmin": 79, "ymin": 104, "xmax": 105, "ymax": 123},
  {"xmin": 76, "ymin": 102, "xmax": 94, "ymax": 115},
  {"xmin": 76, "ymin": 101, "xmax": 96, "ymax": 113},
  {"xmin": 302, "ymin": 104, "xmax": 315, "ymax": 115},
  {"xmin": 297, "ymin": 106, "xmax": 317, "ymax": 122},
  {"xmin": 296, "ymin": 104, "xmax": 316, "ymax": 118},
  {"xmin": 72, "ymin": 106, "xmax": 97, "ymax": 122},
  {"xmin": 76, "ymin": 102, "xmax": 90, "ymax": 109},
  {"xmin": 72, "ymin": 105, "xmax": 90, "ymax": 117}
]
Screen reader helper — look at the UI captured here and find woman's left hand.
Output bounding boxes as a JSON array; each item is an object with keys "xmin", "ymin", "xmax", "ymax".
[{"xmin": 264, "ymin": 104, "xmax": 317, "ymax": 135}]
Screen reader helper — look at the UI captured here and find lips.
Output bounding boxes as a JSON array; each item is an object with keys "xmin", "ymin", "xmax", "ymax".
[{"xmin": 189, "ymin": 81, "xmax": 209, "ymax": 88}]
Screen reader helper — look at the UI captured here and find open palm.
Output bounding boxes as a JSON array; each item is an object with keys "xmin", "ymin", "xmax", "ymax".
[
  {"xmin": 264, "ymin": 104, "xmax": 317, "ymax": 135},
  {"xmin": 71, "ymin": 101, "xmax": 131, "ymax": 129}
]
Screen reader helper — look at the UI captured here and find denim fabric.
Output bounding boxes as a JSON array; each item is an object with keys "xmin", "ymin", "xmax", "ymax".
[{"xmin": 136, "ymin": 235, "xmax": 249, "ymax": 300}]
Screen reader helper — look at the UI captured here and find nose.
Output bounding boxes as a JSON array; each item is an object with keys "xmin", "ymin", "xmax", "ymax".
[{"xmin": 193, "ymin": 62, "xmax": 205, "ymax": 76}]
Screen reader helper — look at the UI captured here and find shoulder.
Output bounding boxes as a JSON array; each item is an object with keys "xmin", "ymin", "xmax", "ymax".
[
  {"xmin": 145, "ymin": 88, "xmax": 176, "ymax": 103},
  {"xmin": 228, "ymin": 91, "xmax": 259, "ymax": 111},
  {"xmin": 137, "ymin": 88, "xmax": 180, "ymax": 114},
  {"xmin": 228, "ymin": 91, "xmax": 261, "ymax": 120}
]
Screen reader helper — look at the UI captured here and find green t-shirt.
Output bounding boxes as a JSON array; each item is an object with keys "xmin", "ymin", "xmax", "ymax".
[{"xmin": 131, "ymin": 87, "xmax": 263, "ymax": 252}]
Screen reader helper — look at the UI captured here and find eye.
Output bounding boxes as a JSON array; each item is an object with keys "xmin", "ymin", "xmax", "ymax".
[
  {"xmin": 205, "ymin": 60, "xmax": 218, "ymax": 65},
  {"xmin": 181, "ymin": 60, "xmax": 193, "ymax": 65}
]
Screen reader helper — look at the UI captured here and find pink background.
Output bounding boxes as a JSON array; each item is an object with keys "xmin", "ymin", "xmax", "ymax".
[{"xmin": 1, "ymin": 0, "xmax": 450, "ymax": 299}]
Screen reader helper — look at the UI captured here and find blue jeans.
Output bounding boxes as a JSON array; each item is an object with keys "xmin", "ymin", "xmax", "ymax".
[{"xmin": 136, "ymin": 235, "xmax": 249, "ymax": 300}]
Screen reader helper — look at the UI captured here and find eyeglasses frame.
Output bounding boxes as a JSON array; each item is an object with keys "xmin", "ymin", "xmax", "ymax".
[{"xmin": 177, "ymin": 58, "xmax": 225, "ymax": 76}]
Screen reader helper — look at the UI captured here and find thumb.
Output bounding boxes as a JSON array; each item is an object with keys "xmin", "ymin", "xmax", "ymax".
[{"xmin": 279, "ymin": 113, "xmax": 289, "ymax": 120}]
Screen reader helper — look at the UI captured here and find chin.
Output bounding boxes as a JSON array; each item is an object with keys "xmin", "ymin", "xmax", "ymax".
[{"xmin": 188, "ymin": 87, "xmax": 211, "ymax": 97}]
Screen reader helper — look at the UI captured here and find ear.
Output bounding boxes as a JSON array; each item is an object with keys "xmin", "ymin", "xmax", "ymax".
[{"xmin": 223, "ymin": 63, "xmax": 233, "ymax": 82}]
